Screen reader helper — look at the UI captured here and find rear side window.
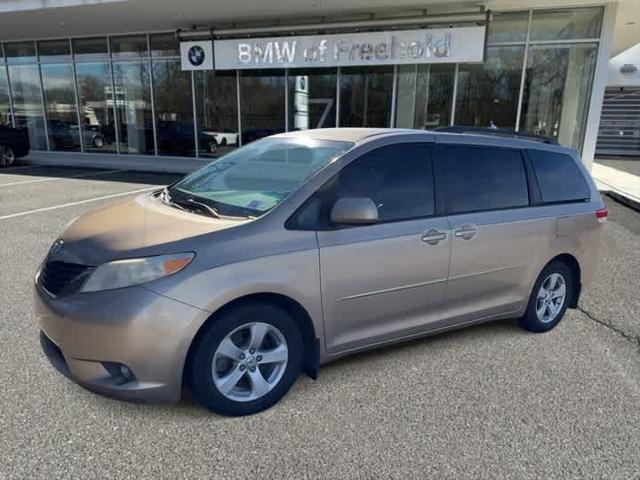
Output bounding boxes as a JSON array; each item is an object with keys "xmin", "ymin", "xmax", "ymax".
[
  {"xmin": 528, "ymin": 149, "xmax": 590, "ymax": 204},
  {"xmin": 438, "ymin": 145, "xmax": 529, "ymax": 214},
  {"xmin": 329, "ymin": 143, "xmax": 435, "ymax": 222}
]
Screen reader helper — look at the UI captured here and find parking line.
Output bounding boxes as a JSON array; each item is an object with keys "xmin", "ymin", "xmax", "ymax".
[
  {"xmin": 0, "ymin": 169, "xmax": 125, "ymax": 187},
  {"xmin": 0, "ymin": 186, "xmax": 158, "ymax": 221}
]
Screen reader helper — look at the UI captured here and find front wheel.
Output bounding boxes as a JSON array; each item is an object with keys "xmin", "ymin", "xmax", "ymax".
[
  {"xmin": 189, "ymin": 302, "xmax": 303, "ymax": 416},
  {"xmin": 0, "ymin": 145, "xmax": 16, "ymax": 167},
  {"xmin": 520, "ymin": 261, "xmax": 574, "ymax": 333}
]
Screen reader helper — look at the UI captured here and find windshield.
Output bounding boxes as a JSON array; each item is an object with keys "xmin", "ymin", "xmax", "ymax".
[{"xmin": 170, "ymin": 137, "xmax": 353, "ymax": 217}]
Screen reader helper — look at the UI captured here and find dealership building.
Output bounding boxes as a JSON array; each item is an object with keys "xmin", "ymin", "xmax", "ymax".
[{"xmin": 0, "ymin": 0, "xmax": 638, "ymax": 172}]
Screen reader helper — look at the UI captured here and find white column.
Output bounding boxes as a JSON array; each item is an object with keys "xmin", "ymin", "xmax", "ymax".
[{"xmin": 581, "ymin": 2, "xmax": 618, "ymax": 170}]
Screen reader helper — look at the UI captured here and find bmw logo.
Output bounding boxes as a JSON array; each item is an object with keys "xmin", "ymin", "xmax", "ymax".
[{"xmin": 188, "ymin": 45, "xmax": 206, "ymax": 67}]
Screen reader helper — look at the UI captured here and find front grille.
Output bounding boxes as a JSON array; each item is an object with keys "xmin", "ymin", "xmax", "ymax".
[{"xmin": 39, "ymin": 260, "xmax": 93, "ymax": 297}]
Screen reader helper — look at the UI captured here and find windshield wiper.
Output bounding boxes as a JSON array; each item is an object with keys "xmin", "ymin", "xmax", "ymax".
[{"xmin": 181, "ymin": 197, "xmax": 222, "ymax": 218}]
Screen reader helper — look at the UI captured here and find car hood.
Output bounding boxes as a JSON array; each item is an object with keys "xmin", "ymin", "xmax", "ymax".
[{"xmin": 52, "ymin": 192, "xmax": 247, "ymax": 266}]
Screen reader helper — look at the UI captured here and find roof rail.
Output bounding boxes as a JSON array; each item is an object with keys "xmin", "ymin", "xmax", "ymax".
[{"xmin": 433, "ymin": 126, "xmax": 559, "ymax": 145}]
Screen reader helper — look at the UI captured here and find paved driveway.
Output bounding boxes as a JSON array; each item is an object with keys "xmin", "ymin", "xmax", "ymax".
[{"xmin": 1, "ymin": 166, "xmax": 639, "ymax": 479}]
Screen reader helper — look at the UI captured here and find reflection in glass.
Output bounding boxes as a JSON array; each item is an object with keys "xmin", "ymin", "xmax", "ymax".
[
  {"xmin": 530, "ymin": 7, "xmax": 603, "ymax": 41},
  {"xmin": 395, "ymin": 64, "xmax": 454, "ymax": 129},
  {"xmin": 455, "ymin": 46, "xmax": 524, "ymax": 129},
  {"xmin": 38, "ymin": 40, "xmax": 71, "ymax": 63},
  {"xmin": 72, "ymin": 37, "xmax": 108, "ymax": 61},
  {"xmin": 4, "ymin": 42, "xmax": 37, "ymax": 64},
  {"xmin": 287, "ymin": 68, "xmax": 336, "ymax": 131},
  {"xmin": 8, "ymin": 64, "xmax": 47, "ymax": 149},
  {"xmin": 113, "ymin": 62, "xmax": 154, "ymax": 154},
  {"xmin": 150, "ymin": 33, "xmax": 180, "ymax": 57},
  {"xmin": 0, "ymin": 68, "xmax": 12, "ymax": 125},
  {"xmin": 487, "ymin": 11, "xmax": 529, "ymax": 43},
  {"xmin": 41, "ymin": 63, "xmax": 80, "ymax": 151},
  {"xmin": 76, "ymin": 62, "xmax": 116, "ymax": 153},
  {"xmin": 240, "ymin": 70, "xmax": 285, "ymax": 144},
  {"xmin": 520, "ymin": 44, "xmax": 598, "ymax": 150},
  {"xmin": 194, "ymin": 70, "xmax": 238, "ymax": 158},
  {"xmin": 152, "ymin": 59, "xmax": 195, "ymax": 156},
  {"xmin": 111, "ymin": 35, "xmax": 148, "ymax": 59},
  {"xmin": 340, "ymin": 66, "xmax": 393, "ymax": 128}
]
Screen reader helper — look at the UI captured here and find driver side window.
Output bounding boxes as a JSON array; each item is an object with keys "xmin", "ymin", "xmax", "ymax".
[{"xmin": 293, "ymin": 142, "xmax": 435, "ymax": 229}]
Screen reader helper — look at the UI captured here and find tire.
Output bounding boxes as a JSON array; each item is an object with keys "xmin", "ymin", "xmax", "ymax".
[
  {"xmin": 0, "ymin": 145, "xmax": 16, "ymax": 167},
  {"xmin": 219, "ymin": 137, "xmax": 227, "ymax": 146},
  {"xmin": 189, "ymin": 302, "xmax": 303, "ymax": 416},
  {"xmin": 519, "ymin": 261, "xmax": 574, "ymax": 333}
]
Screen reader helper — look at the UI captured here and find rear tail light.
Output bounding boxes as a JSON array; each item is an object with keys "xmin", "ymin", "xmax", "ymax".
[{"xmin": 595, "ymin": 208, "xmax": 608, "ymax": 223}]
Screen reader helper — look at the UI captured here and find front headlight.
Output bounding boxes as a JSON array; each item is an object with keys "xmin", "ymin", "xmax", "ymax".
[{"xmin": 80, "ymin": 253, "xmax": 194, "ymax": 293}]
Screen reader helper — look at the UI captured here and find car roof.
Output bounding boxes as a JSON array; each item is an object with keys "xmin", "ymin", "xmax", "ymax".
[
  {"xmin": 271, "ymin": 128, "xmax": 577, "ymax": 155},
  {"xmin": 272, "ymin": 128, "xmax": 417, "ymax": 143}
]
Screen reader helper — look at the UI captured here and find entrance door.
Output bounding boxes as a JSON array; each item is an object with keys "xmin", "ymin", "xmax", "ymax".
[{"xmin": 316, "ymin": 141, "xmax": 451, "ymax": 354}]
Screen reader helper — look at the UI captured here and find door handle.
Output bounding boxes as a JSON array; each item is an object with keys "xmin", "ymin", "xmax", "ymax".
[
  {"xmin": 421, "ymin": 229, "xmax": 447, "ymax": 245},
  {"xmin": 454, "ymin": 224, "xmax": 478, "ymax": 240}
]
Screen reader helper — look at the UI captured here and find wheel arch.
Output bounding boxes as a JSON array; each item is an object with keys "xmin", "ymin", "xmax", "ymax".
[
  {"xmin": 546, "ymin": 253, "xmax": 582, "ymax": 308},
  {"xmin": 182, "ymin": 292, "xmax": 320, "ymax": 390}
]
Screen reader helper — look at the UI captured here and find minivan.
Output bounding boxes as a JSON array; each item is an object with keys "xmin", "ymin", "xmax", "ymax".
[{"xmin": 34, "ymin": 128, "xmax": 606, "ymax": 416}]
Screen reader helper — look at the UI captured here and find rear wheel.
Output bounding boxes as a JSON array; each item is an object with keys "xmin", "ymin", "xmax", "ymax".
[
  {"xmin": 0, "ymin": 145, "xmax": 15, "ymax": 167},
  {"xmin": 520, "ymin": 261, "xmax": 573, "ymax": 333},
  {"xmin": 189, "ymin": 302, "xmax": 303, "ymax": 416}
]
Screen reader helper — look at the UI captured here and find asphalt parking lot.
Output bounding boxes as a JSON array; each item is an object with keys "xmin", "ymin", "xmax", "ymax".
[{"xmin": 1, "ymin": 165, "xmax": 639, "ymax": 479}]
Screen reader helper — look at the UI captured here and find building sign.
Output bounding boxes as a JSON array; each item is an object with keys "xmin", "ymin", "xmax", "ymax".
[
  {"xmin": 180, "ymin": 40, "xmax": 214, "ymax": 70},
  {"xmin": 212, "ymin": 26, "xmax": 485, "ymax": 70}
]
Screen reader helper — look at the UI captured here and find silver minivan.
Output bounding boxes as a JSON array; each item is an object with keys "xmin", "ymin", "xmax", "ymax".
[{"xmin": 35, "ymin": 128, "xmax": 607, "ymax": 416}]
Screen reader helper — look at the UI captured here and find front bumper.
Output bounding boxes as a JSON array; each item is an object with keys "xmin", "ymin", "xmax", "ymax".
[{"xmin": 34, "ymin": 282, "xmax": 209, "ymax": 404}]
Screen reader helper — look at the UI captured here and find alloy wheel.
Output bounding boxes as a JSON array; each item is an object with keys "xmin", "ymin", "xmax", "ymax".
[
  {"xmin": 212, "ymin": 322, "xmax": 288, "ymax": 402},
  {"xmin": 0, "ymin": 146, "xmax": 15, "ymax": 167},
  {"xmin": 535, "ymin": 273, "xmax": 567, "ymax": 323}
]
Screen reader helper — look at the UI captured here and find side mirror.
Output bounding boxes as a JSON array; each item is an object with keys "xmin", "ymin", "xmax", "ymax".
[{"xmin": 330, "ymin": 197, "xmax": 378, "ymax": 225}]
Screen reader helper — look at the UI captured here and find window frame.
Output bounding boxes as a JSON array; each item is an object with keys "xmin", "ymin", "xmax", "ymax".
[
  {"xmin": 286, "ymin": 140, "xmax": 437, "ymax": 231},
  {"xmin": 524, "ymin": 148, "xmax": 591, "ymax": 206},
  {"xmin": 434, "ymin": 143, "xmax": 533, "ymax": 217}
]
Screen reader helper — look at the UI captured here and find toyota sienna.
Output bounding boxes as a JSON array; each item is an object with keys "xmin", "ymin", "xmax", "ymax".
[{"xmin": 34, "ymin": 128, "xmax": 606, "ymax": 416}]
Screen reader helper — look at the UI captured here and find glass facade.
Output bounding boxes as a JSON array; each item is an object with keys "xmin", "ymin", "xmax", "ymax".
[{"xmin": 0, "ymin": 7, "xmax": 605, "ymax": 158}]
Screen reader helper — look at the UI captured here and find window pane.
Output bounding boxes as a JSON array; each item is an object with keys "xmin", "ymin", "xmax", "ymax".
[
  {"xmin": 8, "ymin": 64, "xmax": 47, "ymax": 149},
  {"xmin": 528, "ymin": 149, "xmax": 590, "ymax": 203},
  {"xmin": 38, "ymin": 40, "xmax": 71, "ymax": 63},
  {"xmin": 488, "ymin": 11, "xmax": 529, "ymax": 43},
  {"xmin": 194, "ymin": 70, "xmax": 238, "ymax": 158},
  {"xmin": 152, "ymin": 59, "xmax": 194, "ymax": 157},
  {"xmin": 455, "ymin": 46, "xmax": 524, "ymax": 129},
  {"xmin": 111, "ymin": 35, "xmax": 147, "ymax": 58},
  {"xmin": 73, "ymin": 37, "xmax": 108, "ymax": 61},
  {"xmin": 519, "ymin": 43, "xmax": 598, "ymax": 150},
  {"xmin": 439, "ymin": 146, "xmax": 529, "ymax": 214},
  {"xmin": 287, "ymin": 68, "xmax": 336, "ymax": 131},
  {"xmin": 239, "ymin": 69, "xmax": 285, "ymax": 144},
  {"xmin": 395, "ymin": 64, "xmax": 454, "ymax": 129},
  {"xmin": 530, "ymin": 7, "xmax": 603, "ymax": 41},
  {"xmin": 5, "ymin": 42, "xmax": 36, "ymax": 64},
  {"xmin": 340, "ymin": 66, "xmax": 393, "ymax": 128},
  {"xmin": 331, "ymin": 143, "xmax": 434, "ymax": 222},
  {"xmin": 150, "ymin": 33, "xmax": 179, "ymax": 57},
  {"xmin": 76, "ymin": 62, "xmax": 116, "ymax": 153},
  {"xmin": 113, "ymin": 62, "xmax": 153, "ymax": 154},
  {"xmin": 41, "ymin": 63, "xmax": 80, "ymax": 151},
  {"xmin": 0, "ymin": 68, "xmax": 11, "ymax": 125}
]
